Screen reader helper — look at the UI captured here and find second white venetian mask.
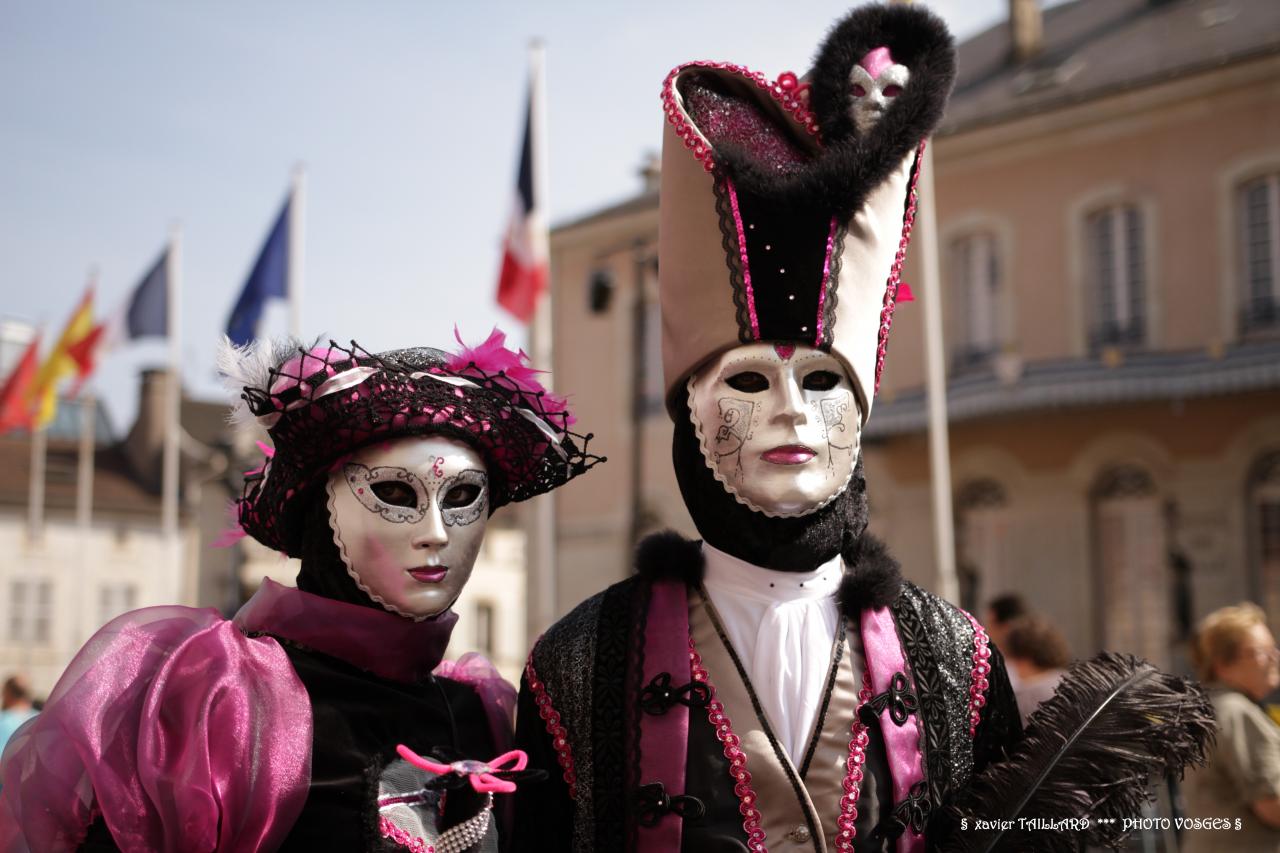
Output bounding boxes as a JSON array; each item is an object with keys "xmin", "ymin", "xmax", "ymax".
[
  {"xmin": 326, "ymin": 435, "xmax": 489, "ymax": 620},
  {"xmin": 688, "ymin": 342, "xmax": 862, "ymax": 518}
]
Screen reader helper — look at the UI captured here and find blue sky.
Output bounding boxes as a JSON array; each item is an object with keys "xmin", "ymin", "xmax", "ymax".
[{"xmin": 1, "ymin": 1, "xmax": 1021, "ymax": 431}]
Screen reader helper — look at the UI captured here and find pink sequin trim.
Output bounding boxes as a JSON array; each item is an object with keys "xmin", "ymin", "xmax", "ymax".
[
  {"xmin": 874, "ymin": 139, "xmax": 927, "ymax": 394},
  {"xmin": 814, "ymin": 215, "xmax": 840, "ymax": 347},
  {"xmin": 525, "ymin": 658, "xmax": 578, "ymax": 799},
  {"xmin": 689, "ymin": 636, "xmax": 766, "ymax": 852},
  {"xmin": 960, "ymin": 611, "xmax": 993, "ymax": 738},
  {"xmin": 724, "ymin": 177, "xmax": 761, "ymax": 340},
  {"xmin": 379, "ymin": 815, "xmax": 435, "ymax": 853},
  {"xmin": 661, "ymin": 62, "xmax": 821, "ymax": 173},
  {"xmin": 689, "ymin": 636, "xmax": 874, "ymax": 852},
  {"xmin": 835, "ymin": 665, "xmax": 876, "ymax": 853}
]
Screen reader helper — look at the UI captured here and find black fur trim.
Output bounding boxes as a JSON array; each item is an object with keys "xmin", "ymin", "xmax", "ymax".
[
  {"xmin": 838, "ymin": 533, "xmax": 904, "ymax": 614},
  {"xmin": 716, "ymin": 3, "xmax": 955, "ymax": 220},
  {"xmin": 634, "ymin": 527, "xmax": 902, "ymax": 614},
  {"xmin": 634, "ymin": 530, "xmax": 706, "ymax": 585}
]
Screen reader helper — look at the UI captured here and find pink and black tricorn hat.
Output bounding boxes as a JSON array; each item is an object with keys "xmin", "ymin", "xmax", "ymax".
[
  {"xmin": 221, "ymin": 330, "xmax": 603, "ymax": 556},
  {"xmin": 658, "ymin": 4, "xmax": 956, "ymax": 422}
]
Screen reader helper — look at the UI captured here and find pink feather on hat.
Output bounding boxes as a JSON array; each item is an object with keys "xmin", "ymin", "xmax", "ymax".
[{"xmin": 445, "ymin": 327, "xmax": 575, "ymax": 426}]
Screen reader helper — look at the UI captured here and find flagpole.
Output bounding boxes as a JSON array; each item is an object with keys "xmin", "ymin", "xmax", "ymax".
[
  {"xmin": 27, "ymin": 423, "xmax": 46, "ymax": 544},
  {"xmin": 528, "ymin": 38, "xmax": 557, "ymax": 634},
  {"xmin": 75, "ymin": 392, "xmax": 96, "ymax": 641},
  {"xmin": 289, "ymin": 165, "xmax": 306, "ymax": 339},
  {"xmin": 917, "ymin": 144, "xmax": 958, "ymax": 603},
  {"xmin": 162, "ymin": 226, "xmax": 182, "ymax": 549},
  {"xmin": 70, "ymin": 267, "xmax": 98, "ymax": 643}
]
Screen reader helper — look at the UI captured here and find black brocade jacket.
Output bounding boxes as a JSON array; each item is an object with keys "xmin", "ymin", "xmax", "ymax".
[{"xmin": 513, "ymin": 535, "xmax": 1021, "ymax": 852}]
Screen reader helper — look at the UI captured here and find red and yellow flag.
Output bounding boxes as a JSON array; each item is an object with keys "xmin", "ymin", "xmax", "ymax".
[
  {"xmin": 27, "ymin": 286, "xmax": 99, "ymax": 428},
  {"xmin": 0, "ymin": 335, "xmax": 41, "ymax": 434}
]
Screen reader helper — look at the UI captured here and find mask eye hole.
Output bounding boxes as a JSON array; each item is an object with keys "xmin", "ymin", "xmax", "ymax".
[
  {"xmin": 442, "ymin": 484, "xmax": 482, "ymax": 509},
  {"xmin": 852, "ymin": 84, "xmax": 868, "ymax": 97},
  {"xmin": 802, "ymin": 370, "xmax": 842, "ymax": 392},
  {"xmin": 370, "ymin": 481, "xmax": 417, "ymax": 508},
  {"xmin": 882, "ymin": 84, "xmax": 903, "ymax": 97},
  {"xmin": 725, "ymin": 371, "xmax": 769, "ymax": 393}
]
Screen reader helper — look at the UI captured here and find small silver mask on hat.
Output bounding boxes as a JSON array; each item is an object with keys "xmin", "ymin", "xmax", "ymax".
[{"xmin": 848, "ymin": 46, "xmax": 910, "ymax": 135}]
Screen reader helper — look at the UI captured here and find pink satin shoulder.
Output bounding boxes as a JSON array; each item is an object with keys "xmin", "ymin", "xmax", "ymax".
[{"xmin": 0, "ymin": 606, "xmax": 312, "ymax": 853}]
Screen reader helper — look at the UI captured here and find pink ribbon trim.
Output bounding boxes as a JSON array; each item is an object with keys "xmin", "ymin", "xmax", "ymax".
[
  {"xmin": 636, "ymin": 578, "xmax": 693, "ymax": 853},
  {"xmin": 860, "ymin": 607, "xmax": 927, "ymax": 853},
  {"xmin": 724, "ymin": 177, "xmax": 761, "ymax": 340}
]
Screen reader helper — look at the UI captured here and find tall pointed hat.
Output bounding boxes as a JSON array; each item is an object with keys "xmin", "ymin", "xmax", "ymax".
[{"xmin": 658, "ymin": 4, "xmax": 956, "ymax": 422}]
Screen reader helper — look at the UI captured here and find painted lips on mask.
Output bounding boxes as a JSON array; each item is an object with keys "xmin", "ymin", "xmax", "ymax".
[{"xmin": 762, "ymin": 445, "xmax": 816, "ymax": 465}]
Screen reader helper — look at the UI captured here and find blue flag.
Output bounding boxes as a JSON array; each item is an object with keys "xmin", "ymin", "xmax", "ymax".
[
  {"xmin": 226, "ymin": 198, "xmax": 290, "ymax": 345},
  {"xmin": 126, "ymin": 249, "xmax": 168, "ymax": 339}
]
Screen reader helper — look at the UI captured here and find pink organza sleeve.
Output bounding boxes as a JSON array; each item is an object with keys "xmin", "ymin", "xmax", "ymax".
[
  {"xmin": 434, "ymin": 652, "xmax": 517, "ymax": 753},
  {"xmin": 0, "ymin": 606, "xmax": 312, "ymax": 853}
]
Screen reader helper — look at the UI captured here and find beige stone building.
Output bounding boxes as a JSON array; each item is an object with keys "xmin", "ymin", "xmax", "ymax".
[
  {"xmin": 534, "ymin": 0, "xmax": 1280, "ymax": 673},
  {"xmin": 0, "ymin": 374, "xmax": 219, "ymax": 696}
]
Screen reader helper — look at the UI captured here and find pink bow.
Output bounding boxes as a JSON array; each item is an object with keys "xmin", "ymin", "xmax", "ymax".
[{"xmin": 396, "ymin": 744, "xmax": 529, "ymax": 794}]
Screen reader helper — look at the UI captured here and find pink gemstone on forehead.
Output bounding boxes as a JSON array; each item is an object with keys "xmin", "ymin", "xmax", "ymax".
[
  {"xmin": 773, "ymin": 343, "xmax": 796, "ymax": 360},
  {"xmin": 859, "ymin": 45, "xmax": 895, "ymax": 79}
]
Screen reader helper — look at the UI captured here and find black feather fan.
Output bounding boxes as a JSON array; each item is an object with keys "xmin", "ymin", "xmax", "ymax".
[{"xmin": 940, "ymin": 652, "xmax": 1215, "ymax": 853}]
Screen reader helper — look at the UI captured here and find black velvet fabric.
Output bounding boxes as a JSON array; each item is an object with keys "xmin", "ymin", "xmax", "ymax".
[
  {"xmin": 293, "ymin": 487, "xmax": 389, "ymax": 612},
  {"xmin": 276, "ymin": 643, "xmax": 500, "ymax": 853},
  {"xmin": 671, "ymin": 391, "xmax": 870, "ymax": 574},
  {"xmin": 729, "ymin": 181, "xmax": 835, "ymax": 345},
  {"xmin": 514, "ymin": 673, "xmax": 577, "ymax": 853}
]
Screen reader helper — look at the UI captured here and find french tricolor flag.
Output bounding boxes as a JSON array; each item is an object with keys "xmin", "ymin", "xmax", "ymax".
[{"xmin": 496, "ymin": 86, "xmax": 548, "ymax": 324}]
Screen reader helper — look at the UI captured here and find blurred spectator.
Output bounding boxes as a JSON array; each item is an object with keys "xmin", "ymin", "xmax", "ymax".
[
  {"xmin": 984, "ymin": 593, "xmax": 1028, "ymax": 651},
  {"xmin": 1183, "ymin": 603, "xmax": 1280, "ymax": 851},
  {"xmin": 0, "ymin": 676, "xmax": 38, "ymax": 757},
  {"xmin": 1001, "ymin": 615, "xmax": 1071, "ymax": 725}
]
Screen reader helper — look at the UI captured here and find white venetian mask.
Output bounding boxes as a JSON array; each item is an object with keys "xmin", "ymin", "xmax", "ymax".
[
  {"xmin": 326, "ymin": 435, "xmax": 489, "ymax": 621},
  {"xmin": 688, "ymin": 342, "xmax": 862, "ymax": 518},
  {"xmin": 848, "ymin": 46, "xmax": 910, "ymax": 135}
]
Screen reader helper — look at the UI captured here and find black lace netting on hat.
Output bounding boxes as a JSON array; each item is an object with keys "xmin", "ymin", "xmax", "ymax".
[{"xmin": 236, "ymin": 341, "xmax": 604, "ymax": 557}]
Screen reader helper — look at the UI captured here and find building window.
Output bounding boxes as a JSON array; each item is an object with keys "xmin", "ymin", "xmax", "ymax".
[
  {"xmin": 8, "ymin": 579, "xmax": 53, "ymax": 644},
  {"xmin": 1091, "ymin": 465, "xmax": 1168, "ymax": 667},
  {"xmin": 1239, "ymin": 174, "xmax": 1280, "ymax": 334},
  {"xmin": 99, "ymin": 583, "xmax": 138, "ymax": 627},
  {"xmin": 955, "ymin": 478, "xmax": 1009, "ymax": 615},
  {"xmin": 1085, "ymin": 204, "xmax": 1146, "ymax": 351},
  {"xmin": 1247, "ymin": 451, "xmax": 1280, "ymax": 627},
  {"xmin": 948, "ymin": 232, "xmax": 1002, "ymax": 367},
  {"xmin": 474, "ymin": 601, "xmax": 496, "ymax": 657}
]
